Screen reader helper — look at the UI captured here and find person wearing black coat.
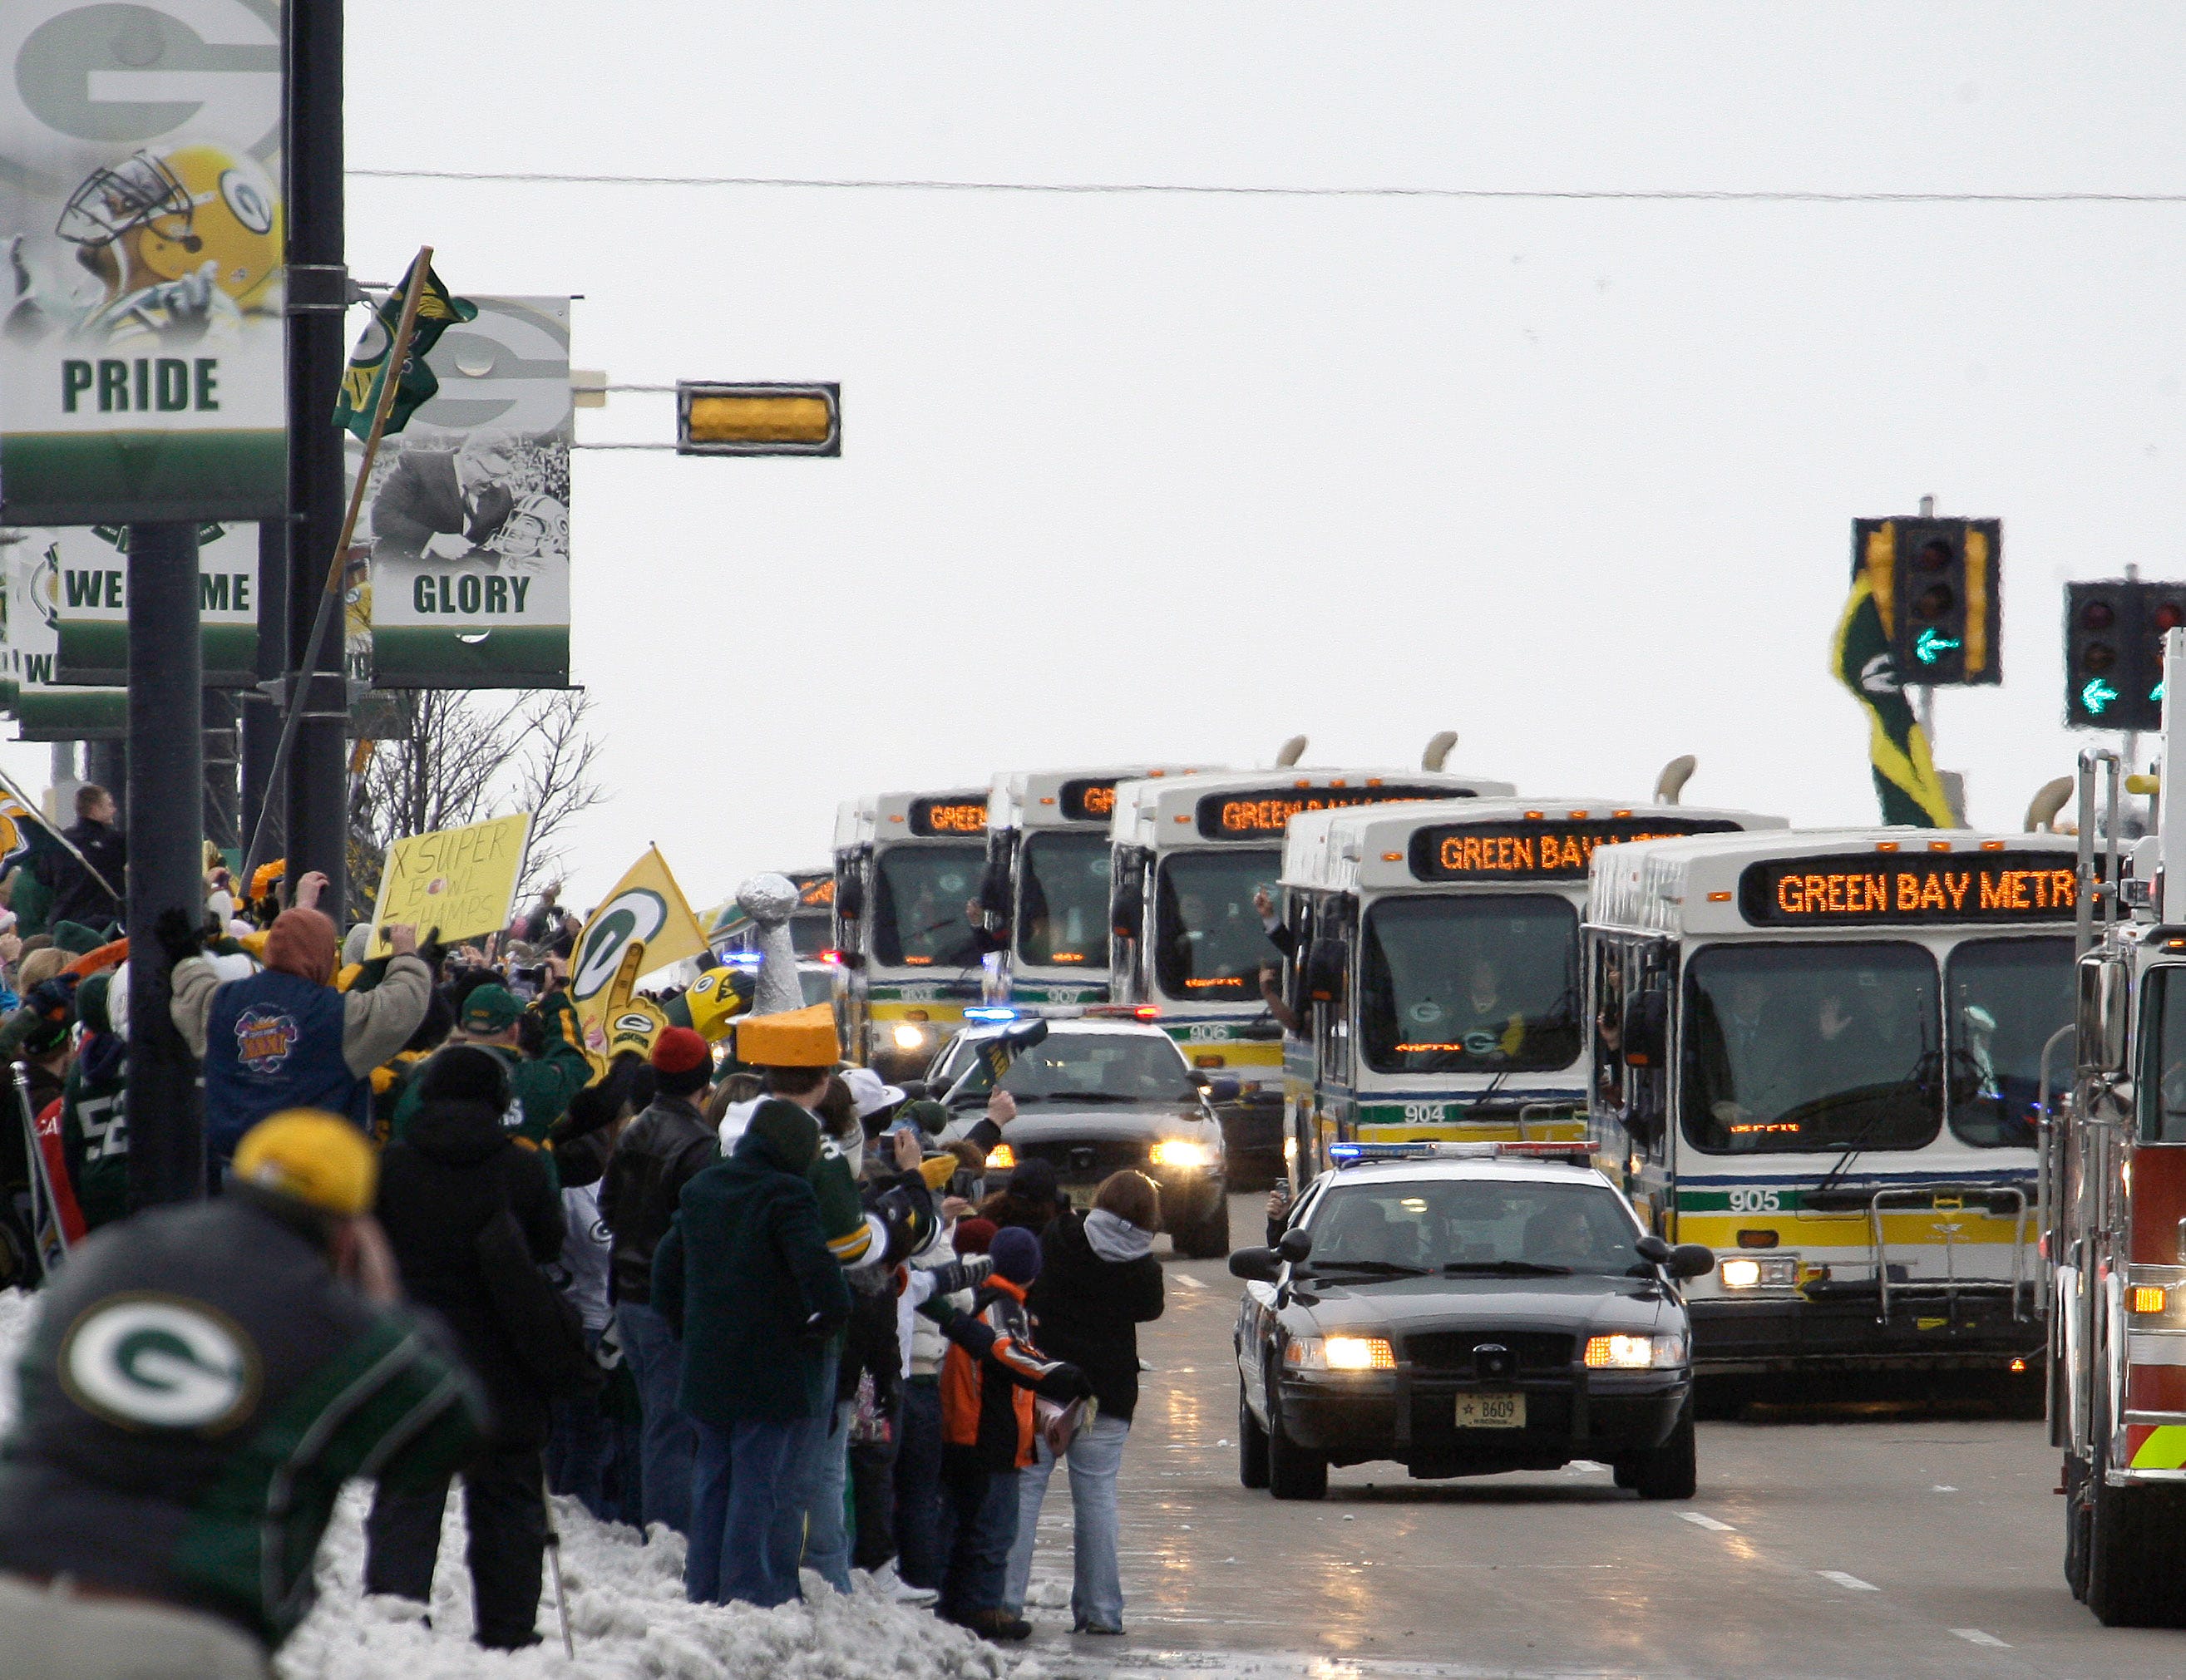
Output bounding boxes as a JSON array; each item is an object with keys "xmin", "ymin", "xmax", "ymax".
[
  {"xmin": 1004, "ymin": 1170, "xmax": 1165, "ymax": 1635},
  {"xmin": 363, "ymin": 1046, "xmax": 564, "ymax": 1651}
]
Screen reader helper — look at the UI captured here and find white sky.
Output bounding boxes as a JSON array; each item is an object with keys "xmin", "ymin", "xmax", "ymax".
[{"xmin": 24, "ymin": 3, "xmax": 2186, "ymax": 913}]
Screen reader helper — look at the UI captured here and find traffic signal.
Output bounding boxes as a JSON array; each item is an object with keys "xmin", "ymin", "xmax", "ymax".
[
  {"xmin": 1852, "ymin": 517, "xmax": 2002, "ymax": 687},
  {"xmin": 675, "ymin": 382, "xmax": 840, "ymax": 456},
  {"xmin": 2063, "ymin": 579, "xmax": 2185, "ymax": 732}
]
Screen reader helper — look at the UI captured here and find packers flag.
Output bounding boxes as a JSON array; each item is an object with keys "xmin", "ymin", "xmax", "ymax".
[
  {"xmin": 333, "ymin": 257, "xmax": 477, "ymax": 441},
  {"xmin": 1832, "ymin": 569, "xmax": 1957, "ymax": 828},
  {"xmin": 567, "ymin": 846, "xmax": 711, "ymax": 1067}
]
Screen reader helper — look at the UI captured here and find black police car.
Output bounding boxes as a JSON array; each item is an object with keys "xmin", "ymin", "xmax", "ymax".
[{"xmin": 1231, "ymin": 1144, "xmax": 1714, "ymax": 1500}]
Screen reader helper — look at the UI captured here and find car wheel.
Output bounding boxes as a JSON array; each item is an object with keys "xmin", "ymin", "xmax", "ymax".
[
  {"xmin": 1174, "ymin": 1198, "xmax": 1231, "ymax": 1260},
  {"xmin": 1239, "ymin": 1384, "xmax": 1271, "ymax": 1490},
  {"xmin": 1266, "ymin": 1372, "xmax": 1328, "ymax": 1501},
  {"xmin": 1621, "ymin": 1400, "xmax": 1696, "ymax": 1500}
]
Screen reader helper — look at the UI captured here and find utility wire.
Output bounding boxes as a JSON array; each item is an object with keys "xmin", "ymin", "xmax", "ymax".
[{"xmin": 348, "ymin": 168, "xmax": 2186, "ymax": 204}]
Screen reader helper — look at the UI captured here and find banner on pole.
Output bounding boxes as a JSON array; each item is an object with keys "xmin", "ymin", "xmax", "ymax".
[
  {"xmin": 1, "ymin": 531, "xmax": 120, "ymax": 738},
  {"xmin": 355, "ymin": 297, "xmax": 572, "ymax": 689},
  {"xmin": 570, "ymin": 846, "xmax": 708, "ymax": 1060},
  {"xmin": 48, "ymin": 523, "xmax": 260, "ymax": 686},
  {"xmin": 367, "ymin": 812, "xmax": 532, "ymax": 958},
  {"xmin": 0, "ymin": 1, "xmax": 287, "ymax": 525}
]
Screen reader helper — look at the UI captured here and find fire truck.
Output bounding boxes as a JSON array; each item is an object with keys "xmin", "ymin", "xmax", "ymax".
[{"xmin": 2050, "ymin": 628, "xmax": 2186, "ymax": 1626}]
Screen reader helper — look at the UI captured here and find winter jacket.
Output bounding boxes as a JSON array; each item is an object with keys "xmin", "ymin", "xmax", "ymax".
[
  {"xmin": 59, "ymin": 1025, "xmax": 127, "ymax": 1230},
  {"xmin": 1027, "ymin": 1210, "xmax": 1165, "ymax": 1422},
  {"xmin": 903, "ymin": 1229, "xmax": 975, "ymax": 1377},
  {"xmin": 650, "ymin": 1110, "xmax": 851, "ymax": 1428},
  {"xmin": 390, "ymin": 993, "xmax": 593, "ymax": 1151},
  {"xmin": 598, "ymin": 1093, "xmax": 718, "ymax": 1306},
  {"xmin": 35, "ymin": 817, "xmax": 124, "ymax": 931},
  {"xmin": 933, "ymin": 1276, "xmax": 1088, "ymax": 1472},
  {"xmin": 0, "ymin": 1194, "xmax": 482, "ymax": 1650},
  {"xmin": 374, "ymin": 1091, "xmax": 564, "ymax": 1449}
]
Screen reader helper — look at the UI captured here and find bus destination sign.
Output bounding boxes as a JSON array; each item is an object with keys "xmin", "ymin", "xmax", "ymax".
[
  {"xmin": 1058, "ymin": 779, "xmax": 1119, "ymax": 823},
  {"xmin": 1738, "ymin": 850, "xmax": 2086, "ymax": 927},
  {"xmin": 906, "ymin": 797, "xmax": 988, "ymax": 838},
  {"xmin": 1197, "ymin": 783, "xmax": 1470, "ymax": 840},
  {"xmin": 1410, "ymin": 817, "xmax": 1741, "ymax": 882}
]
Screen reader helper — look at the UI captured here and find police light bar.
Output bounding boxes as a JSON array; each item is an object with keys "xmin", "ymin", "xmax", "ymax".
[
  {"xmin": 963, "ymin": 1007, "xmax": 1020, "ymax": 1022},
  {"xmin": 722, "ymin": 952, "xmax": 763, "ymax": 969},
  {"xmin": 1083, "ymin": 1004, "xmax": 1161, "ymax": 1021},
  {"xmin": 1329, "ymin": 1141, "xmax": 1596, "ymax": 1170}
]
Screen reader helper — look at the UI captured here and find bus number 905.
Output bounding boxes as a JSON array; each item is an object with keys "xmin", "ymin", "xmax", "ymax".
[{"xmin": 1727, "ymin": 1188, "xmax": 1782, "ymax": 1213}]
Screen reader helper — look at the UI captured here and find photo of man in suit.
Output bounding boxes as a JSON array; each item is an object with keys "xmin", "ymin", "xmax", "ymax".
[{"xmin": 368, "ymin": 433, "xmax": 519, "ymax": 563}]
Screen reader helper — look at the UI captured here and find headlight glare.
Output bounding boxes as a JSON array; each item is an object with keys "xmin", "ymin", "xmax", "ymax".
[
  {"xmin": 1284, "ymin": 1334, "xmax": 1395, "ymax": 1372},
  {"xmin": 1584, "ymin": 1333, "xmax": 1686, "ymax": 1370},
  {"xmin": 1149, "ymin": 1139, "xmax": 1215, "ymax": 1170},
  {"xmin": 984, "ymin": 1143, "xmax": 1016, "ymax": 1171},
  {"xmin": 891, "ymin": 1022, "xmax": 928, "ymax": 1051}
]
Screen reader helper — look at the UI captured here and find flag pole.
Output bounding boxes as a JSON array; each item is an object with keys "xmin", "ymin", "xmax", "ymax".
[{"xmin": 243, "ymin": 245, "xmax": 435, "ymax": 883}]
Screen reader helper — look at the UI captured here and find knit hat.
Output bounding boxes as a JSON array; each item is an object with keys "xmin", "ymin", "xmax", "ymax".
[
  {"xmin": 459, "ymin": 984, "xmax": 525, "ymax": 1035},
  {"xmin": 264, "ymin": 907, "xmax": 338, "ymax": 986},
  {"xmin": 744, "ymin": 1097, "xmax": 821, "ymax": 1174},
  {"xmin": 898, "ymin": 1099, "xmax": 950, "ymax": 1137},
  {"xmin": 1008, "ymin": 1157, "xmax": 1063, "ymax": 1205},
  {"xmin": 232, "ymin": 1110, "xmax": 377, "ymax": 1217},
  {"xmin": 954, "ymin": 1216, "xmax": 998, "ymax": 1256},
  {"xmin": 418, "ymin": 1044, "xmax": 511, "ymax": 1107},
  {"xmin": 48, "ymin": 920, "xmax": 104, "ymax": 957},
  {"xmin": 652, "ymin": 1025, "xmax": 712, "ymax": 1095},
  {"xmin": 75, "ymin": 972, "xmax": 111, "ymax": 1037},
  {"xmin": 990, "ymin": 1224, "xmax": 1043, "ymax": 1286}
]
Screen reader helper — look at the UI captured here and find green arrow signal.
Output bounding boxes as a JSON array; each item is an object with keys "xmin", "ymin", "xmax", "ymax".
[
  {"xmin": 2154, "ymin": 679, "xmax": 2167, "ymax": 704},
  {"xmin": 2083, "ymin": 677, "xmax": 2120, "ymax": 716},
  {"xmin": 1913, "ymin": 628, "xmax": 1962, "ymax": 666}
]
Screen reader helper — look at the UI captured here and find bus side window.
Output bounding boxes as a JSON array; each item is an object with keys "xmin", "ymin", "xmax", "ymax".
[
  {"xmin": 1285, "ymin": 901, "xmax": 1316, "ymax": 1028},
  {"xmin": 1623, "ymin": 943, "xmax": 1671, "ymax": 1161},
  {"xmin": 1591, "ymin": 935, "xmax": 1626, "ymax": 1118},
  {"xmin": 1314, "ymin": 909, "xmax": 1354, "ymax": 1084}
]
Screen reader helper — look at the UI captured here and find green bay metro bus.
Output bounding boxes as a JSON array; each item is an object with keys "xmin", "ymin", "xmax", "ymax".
[
  {"xmin": 1279, "ymin": 800, "xmax": 1784, "ymax": 1189},
  {"xmin": 1586, "ymin": 828, "xmax": 2079, "ymax": 1374},
  {"xmin": 833, "ymin": 787, "xmax": 989, "ymax": 1078},
  {"xmin": 1109, "ymin": 768, "xmax": 1512, "ymax": 1183}
]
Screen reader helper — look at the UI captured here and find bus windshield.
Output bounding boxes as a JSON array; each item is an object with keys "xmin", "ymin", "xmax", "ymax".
[
  {"xmin": 1154, "ymin": 848, "xmax": 1282, "ymax": 1001},
  {"xmin": 1947, "ymin": 936, "xmax": 2072, "ymax": 1147},
  {"xmin": 1360, "ymin": 894, "xmax": 1581, "ymax": 1074},
  {"xmin": 871, "ymin": 844, "xmax": 984, "ymax": 969},
  {"xmin": 1682, "ymin": 942, "xmax": 1940, "ymax": 1155},
  {"xmin": 1016, "ymin": 831, "xmax": 1112, "ymax": 970}
]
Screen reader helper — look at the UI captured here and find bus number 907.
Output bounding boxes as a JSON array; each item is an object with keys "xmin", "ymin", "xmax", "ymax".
[{"xmin": 1727, "ymin": 1188, "xmax": 1782, "ymax": 1213}]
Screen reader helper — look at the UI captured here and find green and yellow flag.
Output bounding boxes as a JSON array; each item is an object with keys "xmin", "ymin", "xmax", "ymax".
[
  {"xmin": 333, "ymin": 257, "xmax": 476, "ymax": 441},
  {"xmin": 1833, "ymin": 540, "xmax": 1957, "ymax": 827}
]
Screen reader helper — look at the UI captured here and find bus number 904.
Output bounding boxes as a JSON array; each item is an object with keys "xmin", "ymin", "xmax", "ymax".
[{"xmin": 1727, "ymin": 1188, "xmax": 1782, "ymax": 1213}]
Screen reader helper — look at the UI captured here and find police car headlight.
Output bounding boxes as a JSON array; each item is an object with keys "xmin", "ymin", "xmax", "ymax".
[
  {"xmin": 1285, "ymin": 1335, "xmax": 1395, "ymax": 1372},
  {"xmin": 892, "ymin": 1022, "xmax": 928, "ymax": 1052},
  {"xmin": 1719, "ymin": 1256, "xmax": 1797, "ymax": 1290},
  {"xmin": 1149, "ymin": 1139, "xmax": 1215, "ymax": 1170},
  {"xmin": 1583, "ymin": 1333, "xmax": 1687, "ymax": 1370}
]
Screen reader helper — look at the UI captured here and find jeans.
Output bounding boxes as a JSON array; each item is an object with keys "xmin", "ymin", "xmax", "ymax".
[
  {"xmin": 686, "ymin": 1416, "xmax": 802, "ymax": 1608},
  {"xmin": 892, "ymin": 1379, "xmax": 945, "ymax": 1589},
  {"xmin": 935, "ymin": 1457, "xmax": 1019, "ymax": 1620},
  {"xmin": 364, "ymin": 1446, "xmax": 547, "ymax": 1649},
  {"xmin": 616, "ymin": 1302, "xmax": 694, "ymax": 1536},
  {"xmin": 1005, "ymin": 1413, "xmax": 1130, "ymax": 1629},
  {"xmin": 546, "ymin": 1327, "xmax": 642, "ymax": 1527},
  {"xmin": 849, "ymin": 1396, "xmax": 901, "ymax": 1572},
  {"xmin": 782, "ymin": 1352, "xmax": 852, "ymax": 1594}
]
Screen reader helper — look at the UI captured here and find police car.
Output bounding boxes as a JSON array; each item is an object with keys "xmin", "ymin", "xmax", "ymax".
[{"xmin": 1230, "ymin": 1142, "xmax": 1714, "ymax": 1500}]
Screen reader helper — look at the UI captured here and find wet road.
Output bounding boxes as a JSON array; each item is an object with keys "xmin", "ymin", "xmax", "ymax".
[{"xmin": 1015, "ymin": 1195, "xmax": 2186, "ymax": 1680}]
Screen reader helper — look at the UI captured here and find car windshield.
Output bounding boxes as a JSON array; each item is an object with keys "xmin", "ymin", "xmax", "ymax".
[
  {"xmin": 1682, "ymin": 942, "xmax": 1940, "ymax": 1155},
  {"xmin": 1154, "ymin": 848, "xmax": 1282, "ymax": 1001},
  {"xmin": 1303, "ymin": 1179, "xmax": 1642, "ymax": 1276},
  {"xmin": 1947, "ymin": 936, "xmax": 2073, "ymax": 1148},
  {"xmin": 798, "ymin": 968, "xmax": 836, "ymax": 1007},
  {"xmin": 1017, "ymin": 831, "xmax": 1112, "ymax": 970},
  {"xmin": 791, "ymin": 914, "xmax": 832, "ymax": 958},
  {"xmin": 948, "ymin": 1032, "xmax": 1198, "ymax": 1105},
  {"xmin": 871, "ymin": 844, "xmax": 984, "ymax": 969},
  {"xmin": 1360, "ymin": 894, "xmax": 1580, "ymax": 1074}
]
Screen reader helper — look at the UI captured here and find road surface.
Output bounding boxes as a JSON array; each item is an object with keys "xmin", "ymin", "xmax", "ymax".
[{"xmin": 1017, "ymin": 1195, "xmax": 2186, "ymax": 1680}]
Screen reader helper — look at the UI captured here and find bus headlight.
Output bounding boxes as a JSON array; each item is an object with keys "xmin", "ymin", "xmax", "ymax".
[
  {"xmin": 1286, "ymin": 1335, "xmax": 1395, "ymax": 1372},
  {"xmin": 1718, "ymin": 1256, "xmax": 1797, "ymax": 1290},
  {"xmin": 1584, "ymin": 1333, "xmax": 1688, "ymax": 1370},
  {"xmin": 1149, "ymin": 1139, "xmax": 1215, "ymax": 1170},
  {"xmin": 891, "ymin": 1022, "xmax": 929, "ymax": 1052}
]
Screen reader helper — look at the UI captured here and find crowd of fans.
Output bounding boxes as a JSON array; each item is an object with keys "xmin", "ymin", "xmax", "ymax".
[{"xmin": 0, "ymin": 843, "xmax": 1172, "ymax": 1672}]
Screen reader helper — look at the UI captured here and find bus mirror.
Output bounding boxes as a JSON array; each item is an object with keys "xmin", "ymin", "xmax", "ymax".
[
  {"xmin": 1621, "ymin": 990, "xmax": 1668, "ymax": 1067},
  {"xmin": 1111, "ymin": 885, "xmax": 1143, "ymax": 942},
  {"xmin": 837, "ymin": 879, "xmax": 864, "ymax": 921},
  {"xmin": 1305, "ymin": 941, "xmax": 1346, "ymax": 1004},
  {"xmin": 2078, "ymin": 959, "xmax": 2129, "ymax": 1074}
]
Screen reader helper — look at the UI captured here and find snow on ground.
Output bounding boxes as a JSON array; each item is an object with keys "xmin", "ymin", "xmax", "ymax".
[{"xmin": 0, "ymin": 1289, "xmax": 1030, "ymax": 1680}]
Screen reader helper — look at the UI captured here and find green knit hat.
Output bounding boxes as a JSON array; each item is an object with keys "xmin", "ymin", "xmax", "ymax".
[{"xmin": 745, "ymin": 1098, "xmax": 820, "ymax": 1174}]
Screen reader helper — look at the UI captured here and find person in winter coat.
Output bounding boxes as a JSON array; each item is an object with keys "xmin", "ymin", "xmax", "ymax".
[
  {"xmin": 390, "ymin": 983, "xmax": 592, "ymax": 1156},
  {"xmin": 33, "ymin": 784, "xmax": 125, "ymax": 934},
  {"xmin": 170, "ymin": 879, "xmax": 432, "ymax": 1169},
  {"xmin": 58, "ymin": 970, "xmax": 127, "ymax": 1230},
  {"xmin": 363, "ymin": 1047, "xmax": 564, "ymax": 1651},
  {"xmin": 652, "ymin": 1099, "xmax": 851, "ymax": 1609},
  {"xmin": 596, "ymin": 1028, "xmax": 718, "ymax": 1536},
  {"xmin": 0, "ymin": 1111, "xmax": 484, "ymax": 1676},
  {"xmin": 1005, "ymin": 1170, "xmax": 1166, "ymax": 1634},
  {"xmin": 889, "ymin": 1183, "xmax": 984, "ymax": 1604},
  {"xmin": 978, "ymin": 1156, "xmax": 1068, "ymax": 1234},
  {"xmin": 927, "ymin": 1224, "xmax": 1092, "ymax": 1641}
]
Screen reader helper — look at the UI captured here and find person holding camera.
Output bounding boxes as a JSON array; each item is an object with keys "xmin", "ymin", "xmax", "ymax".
[{"xmin": 390, "ymin": 979, "xmax": 590, "ymax": 1158}]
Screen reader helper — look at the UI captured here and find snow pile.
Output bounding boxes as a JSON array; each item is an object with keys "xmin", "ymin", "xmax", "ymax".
[{"xmin": 0, "ymin": 1291, "xmax": 1025, "ymax": 1680}]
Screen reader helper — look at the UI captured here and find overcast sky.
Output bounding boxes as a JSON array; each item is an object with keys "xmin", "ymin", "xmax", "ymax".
[{"xmin": 27, "ymin": 3, "xmax": 2186, "ymax": 914}]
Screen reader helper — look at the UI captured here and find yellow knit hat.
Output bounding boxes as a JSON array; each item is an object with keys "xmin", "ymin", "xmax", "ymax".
[
  {"xmin": 734, "ymin": 1003, "xmax": 841, "ymax": 1067},
  {"xmin": 232, "ymin": 1110, "xmax": 377, "ymax": 1217}
]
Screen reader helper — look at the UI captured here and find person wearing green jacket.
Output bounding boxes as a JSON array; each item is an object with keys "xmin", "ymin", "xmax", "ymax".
[
  {"xmin": 654, "ymin": 1099, "xmax": 850, "ymax": 1609},
  {"xmin": 392, "ymin": 984, "xmax": 591, "ymax": 1170},
  {"xmin": 59, "ymin": 971, "xmax": 128, "ymax": 1230}
]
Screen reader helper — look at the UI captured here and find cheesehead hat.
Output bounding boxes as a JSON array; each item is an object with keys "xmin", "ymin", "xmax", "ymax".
[{"xmin": 734, "ymin": 1002, "xmax": 840, "ymax": 1068}]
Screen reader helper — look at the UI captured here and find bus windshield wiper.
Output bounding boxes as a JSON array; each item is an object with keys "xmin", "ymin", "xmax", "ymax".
[
  {"xmin": 1442, "ymin": 1259, "xmax": 1572, "ymax": 1276},
  {"xmin": 1300, "ymin": 1259, "xmax": 1432, "ymax": 1278}
]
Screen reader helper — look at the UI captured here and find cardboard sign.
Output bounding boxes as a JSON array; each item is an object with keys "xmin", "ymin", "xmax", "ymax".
[{"xmin": 368, "ymin": 812, "xmax": 530, "ymax": 955}]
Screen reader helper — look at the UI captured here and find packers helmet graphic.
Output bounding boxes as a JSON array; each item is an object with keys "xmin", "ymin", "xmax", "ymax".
[
  {"xmin": 483, "ymin": 494, "xmax": 570, "ymax": 568},
  {"xmin": 58, "ymin": 145, "xmax": 283, "ymax": 309}
]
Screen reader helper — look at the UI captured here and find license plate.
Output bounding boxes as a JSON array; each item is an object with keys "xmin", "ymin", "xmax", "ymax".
[{"xmin": 1454, "ymin": 1392, "xmax": 1525, "ymax": 1429}]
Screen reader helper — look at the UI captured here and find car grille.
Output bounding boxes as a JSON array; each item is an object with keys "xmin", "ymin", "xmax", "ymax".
[
  {"xmin": 1403, "ymin": 1331, "xmax": 1575, "ymax": 1373},
  {"xmin": 1015, "ymin": 1140, "xmax": 1150, "ymax": 1179}
]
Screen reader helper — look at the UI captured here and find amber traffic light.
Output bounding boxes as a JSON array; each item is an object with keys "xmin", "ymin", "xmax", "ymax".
[{"xmin": 676, "ymin": 382, "xmax": 841, "ymax": 456}]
